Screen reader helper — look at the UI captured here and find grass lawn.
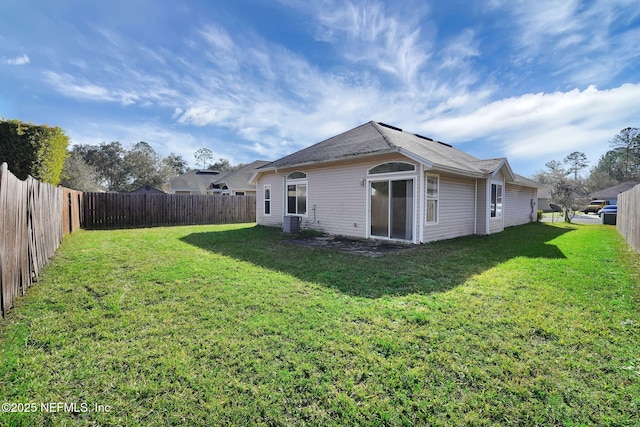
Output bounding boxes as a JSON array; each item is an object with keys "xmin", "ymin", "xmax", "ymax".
[{"xmin": 1, "ymin": 222, "xmax": 639, "ymax": 426}]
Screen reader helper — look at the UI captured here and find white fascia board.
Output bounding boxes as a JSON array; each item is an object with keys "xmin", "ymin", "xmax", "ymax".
[{"xmin": 397, "ymin": 148, "xmax": 434, "ymax": 169}]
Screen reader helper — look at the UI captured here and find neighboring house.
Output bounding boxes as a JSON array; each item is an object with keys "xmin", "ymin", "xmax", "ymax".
[
  {"xmin": 537, "ymin": 184, "xmax": 589, "ymax": 211},
  {"xmin": 591, "ymin": 180, "xmax": 640, "ymax": 204},
  {"xmin": 213, "ymin": 160, "xmax": 270, "ymax": 195},
  {"xmin": 129, "ymin": 186, "xmax": 165, "ymax": 194},
  {"xmin": 165, "ymin": 169, "xmax": 231, "ymax": 194},
  {"xmin": 250, "ymin": 121, "xmax": 539, "ymax": 244}
]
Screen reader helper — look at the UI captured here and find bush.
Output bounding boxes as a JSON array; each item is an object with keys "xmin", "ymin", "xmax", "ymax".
[
  {"xmin": 537, "ymin": 210, "xmax": 544, "ymax": 221},
  {"xmin": 0, "ymin": 119, "xmax": 69, "ymax": 185}
]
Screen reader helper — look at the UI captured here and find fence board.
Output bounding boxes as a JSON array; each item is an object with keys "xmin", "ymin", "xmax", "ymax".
[
  {"xmin": 81, "ymin": 193, "xmax": 256, "ymax": 229},
  {"xmin": 617, "ymin": 184, "xmax": 640, "ymax": 253},
  {"xmin": 0, "ymin": 163, "xmax": 63, "ymax": 317},
  {"xmin": 1, "ymin": 163, "xmax": 257, "ymax": 317}
]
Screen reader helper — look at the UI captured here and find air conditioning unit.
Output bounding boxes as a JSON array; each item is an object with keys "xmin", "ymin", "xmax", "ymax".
[{"xmin": 282, "ymin": 216, "xmax": 300, "ymax": 234}]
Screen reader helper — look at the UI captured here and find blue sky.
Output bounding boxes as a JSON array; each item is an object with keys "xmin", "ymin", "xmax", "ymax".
[{"xmin": 1, "ymin": 0, "xmax": 639, "ymax": 178}]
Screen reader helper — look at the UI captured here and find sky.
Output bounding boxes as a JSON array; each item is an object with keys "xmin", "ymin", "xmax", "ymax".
[{"xmin": 1, "ymin": 0, "xmax": 639, "ymax": 178}]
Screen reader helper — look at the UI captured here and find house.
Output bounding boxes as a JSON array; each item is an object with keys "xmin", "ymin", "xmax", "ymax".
[
  {"xmin": 165, "ymin": 169, "xmax": 230, "ymax": 194},
  {"xmin": 129, "ymin": 186, "xmax": 165, "ymax": 194},
  {"xmin": 166, "ymin": 161, "xmax": 270, "ymax": 195},
  {"xmin": 212, "ymin": 160, "xmax": 270, "ymax": 195},
  {"xmin": 250, "ymin": 121, "xmax": 539, "ymax": 244},
  {"xmin": 537, "ymin": 184, "xmax": 589, "ymax": 211},
  {"xmin": 590, "ymin": 180, "xmax": 640, "ymax": 204}
]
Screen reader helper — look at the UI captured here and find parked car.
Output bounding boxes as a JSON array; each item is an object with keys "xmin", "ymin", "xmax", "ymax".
[
  {"xmin": 584, "ymin": 199, "xmax": 609, "ymax": 214},
  {"xmin": 598, "ymin": 205, "xmax": 617, "ymax": 217}
]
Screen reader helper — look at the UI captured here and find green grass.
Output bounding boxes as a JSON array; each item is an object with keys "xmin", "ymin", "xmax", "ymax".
[{"xmin": 1, "ymin": 222, "xmax": 639, "ymax": 426}]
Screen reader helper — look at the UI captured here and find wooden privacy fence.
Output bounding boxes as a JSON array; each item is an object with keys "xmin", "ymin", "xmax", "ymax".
[
  {"xmin": 1, "ymin": 161, "xmax": 257, "ymax": 317},
  {"xmin": 83, "ymin": 193, "xmax": 256, "ymax": 229},
  {"xmin": 0, "ymin": 163, "xmax": 63, "ymax": 317},
  {"xmin": 617, "ymin": 183, "xmax": 640, "ymax": 253}
]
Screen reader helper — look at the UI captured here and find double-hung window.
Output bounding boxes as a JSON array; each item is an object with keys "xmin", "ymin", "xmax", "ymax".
[
  {"xmin": 263, "ymin": 185, "xmax": 271, "ymax": 215},
  {"xmin": 425, "ymin": 174, "xmax": 439, "ymax": 224},
  {"xmin": 286, "ymin": 172, "xmax": 307, "ymax": 216},
  {"xmin": 491, "ymin": 183, "xmax": 503, "ymax": 218}
]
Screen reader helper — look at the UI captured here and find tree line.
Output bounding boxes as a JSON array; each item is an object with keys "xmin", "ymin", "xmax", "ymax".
[
  {"xmin": 533, "ymin": 127, "xmax": 639, "ymax": 221},
  {"xmin": 1, "ymin": 118, "xmax": 241, "ymax": 192}
]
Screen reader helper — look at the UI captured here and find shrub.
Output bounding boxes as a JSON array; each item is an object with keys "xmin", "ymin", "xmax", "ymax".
[{"xmin": 0, "ymin": 119, "xmax": 69, "ymax": 185}]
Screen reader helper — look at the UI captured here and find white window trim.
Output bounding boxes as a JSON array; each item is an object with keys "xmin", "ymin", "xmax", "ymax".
[
  {"xmin": 490, "ymin": 181, "xmax": 504, "ymax": 220},
  {"xmin": 368, "ymin": 161, "xmax": 416, "ymax": 175},
  {"xmin": 263, "ymin": 184, "xmax": 271, "ymax": 216},
  {"xmin": 285, "ymin": 178, "xmax": 308, "ymax": 217},
  {"xmin": 365, "ymin": 173, "xmax": 418, "ymax": 243},
  {"xmin": 425, "ymin": 173, "xmax": 439, "ymax": 225}
]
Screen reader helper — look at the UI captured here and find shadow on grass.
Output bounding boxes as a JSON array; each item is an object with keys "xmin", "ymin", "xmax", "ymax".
[{"xmin": 180, "ymin": 222, "xmax": 575, "ymax": 298}]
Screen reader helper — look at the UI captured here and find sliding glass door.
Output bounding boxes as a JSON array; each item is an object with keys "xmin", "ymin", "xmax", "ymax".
[{"xmin": 370, "ymin": 179, "xmax": 414, "ymax": 241}]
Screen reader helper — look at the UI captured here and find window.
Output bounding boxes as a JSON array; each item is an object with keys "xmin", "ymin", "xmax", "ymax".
[
  {"xmin": 286, "ymin": 172, "xmax": 307, "ymax": 216},
  {"xmin": 287, "ymin": 171, "xmax": 307, "ymax": 180},
  {"xmin": 263, "ymin": 185, "xmax": 271, "ymax": 215},
  {"xmin": 369, "ymin": 162, "xmax": 415, "ymax": 175},
  {"xmin": 426, "ymin": 174, "xmax": 439, "ymax": 223},
  {"xmin": 491, "ymin": 183, "xmax": 503, "ymax": 218}
]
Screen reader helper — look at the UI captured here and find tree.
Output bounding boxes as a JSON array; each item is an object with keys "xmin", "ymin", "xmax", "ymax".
[
  {"xmin": 194, "ymin": 148, "xmax": 214, "ymax": 169},
  {"xmin": 0, "ymin": 119, "xmax": 70, "ymax": 185},
  {"xmin": 609, "ymin": 127, "xmax": 640, "ymax": 180},
  {"xmin": 163, "ymin": 153, "xmax": 189, "ymax": 175},
  {"xmin": 69, "ymin": 142, "xmax": 189, "ymax": 192},
  {"xmin": 74, "ymin": 142, "xmax": 128, "ymax": 191},
  {"xmin": 60, "ymin": 151, "xmax": 103, "ymax": 191},
  {"xmin": 531, "ymin": 160, "xmax": 565, "ymax": 184},
  {"xmin": 549, "ymin": 175, "xmax": 577, "ymax": 223},
  {"xmin": 563, "ymin": 151, "xmax": 589, "ymax": 181},
  {"xmin": 208, "ymin": 158, "xmax": 237, "ymax": 171}
]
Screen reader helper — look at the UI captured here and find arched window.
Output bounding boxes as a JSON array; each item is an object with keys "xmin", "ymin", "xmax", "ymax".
[
  {"xmin": 287, "ymin": 171, "xmax": 307, "ymax": 180},
  {"xmin": 286, "ymin": 172, "xmax": 307, "ymax": 215},
  {"xmin": 368, "ymin": 162, "xmax": 415, "ymax": 175}
]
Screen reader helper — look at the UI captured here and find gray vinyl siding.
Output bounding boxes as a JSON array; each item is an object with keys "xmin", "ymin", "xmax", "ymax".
[
  {"xmin": 297, "ymin": 162, "xmax": 368, "ymax": 238},
  {"xmin": 257, "ymin": 154, "xmax": 416, "ymax": 239},
  {"xmin": 423, "ymin": 175, "xmax": 476, "ymax": 242},
  {"xmin": 256, "ymin": 174, "xmax": 284, "ymax": 228},
  {"xmin": 476, "ymin": 179, "xmax": 488, "ymax": 235},
  {"xmin": 505, "ymin": 184, "xmax": 537, "ymax": 227}
]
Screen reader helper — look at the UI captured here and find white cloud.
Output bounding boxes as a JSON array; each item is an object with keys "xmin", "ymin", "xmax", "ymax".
[
  {"xmin": 488, "ymin": 0, "xmax": 640, "ymax": 86},
  {"xmin": 421, "ymin": 83, "xmax": 640, "ymax": 170},
  {"xmin": 3, "ymin": 54, "xmax": 30, "ymax": 65},
  {"xmin": 308, "ymin": 0, "xmax": 432, "ymax": 87}
]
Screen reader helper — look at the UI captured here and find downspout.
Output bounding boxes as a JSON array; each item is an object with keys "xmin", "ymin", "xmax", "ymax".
[
  {"xmin": 474, "ymin": 179, "xmax": 478, "ymax": 235},
  {"xmin": 418, "ymin": 164, "xmax": 425, "ymax": 243}
]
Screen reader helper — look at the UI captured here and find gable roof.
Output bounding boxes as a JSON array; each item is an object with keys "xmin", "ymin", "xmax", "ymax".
[
  {"xmin": 591, "ymin": 180, "xmax": 640, "ymax": 199},
  {"xmin": 257, "ymin": 121, "xmax": 517, "ymax": 181},
  {"xmin": 213, "ymin": 160, "xmax": 270, "ymax": 191},
  {"xmin": 168, "ymin": 169, "xmax": 231, "ymax": 192}
]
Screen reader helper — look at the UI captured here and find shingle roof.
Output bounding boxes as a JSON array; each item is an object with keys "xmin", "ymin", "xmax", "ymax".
[
  {"xmin": 213, "ymin": 160, "xmax": 270, "ymax": 191},
  {"xmin": 258, "ymin": 121, "xmax": 517, "ymax": 180},
  {"xmin": 592, "ymin": 180, "xmax": 640, "ymax": 199},
  {"xmin": 168, "ymin": 169, "xmax": 230, "ymax": 192}
]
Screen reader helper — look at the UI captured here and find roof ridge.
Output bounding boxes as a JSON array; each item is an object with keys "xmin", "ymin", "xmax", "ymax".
[{"xmin": 371, "ymin": 121, "xmax": 398, "ymax": 149}]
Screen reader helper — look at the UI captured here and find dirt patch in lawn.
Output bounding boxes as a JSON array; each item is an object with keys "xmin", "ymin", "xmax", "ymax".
[{"xmin": 284, "ymin": 235, "xmax": 416, "ymax": 257}]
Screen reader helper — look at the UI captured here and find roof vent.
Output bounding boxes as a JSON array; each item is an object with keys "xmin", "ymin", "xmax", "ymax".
[
  {"xmin": 378, "ymin": 122, "xmax": 403, "ymax": 132},
  {"xmin": 436, "ymin": 141, "xmax": 453, "ymax": 148},
  {"xmin": 414, "ymin": 133, "xmax": 434, "ymax": 142}
]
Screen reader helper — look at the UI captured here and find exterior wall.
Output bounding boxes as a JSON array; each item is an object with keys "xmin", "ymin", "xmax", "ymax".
[
  {"xmin": 476, "ymin": 179, "xmax": 488, "ymax": 235},
  {"xmin": 256, "ymin": 155, "xmax": 539, "ymax": 243},
  {"xmin": 256, "ymin": 173, "xmax": 285, "ymax": 228},
  {"xmin": 257, "ymin": 153, "xmax": 416, "ymax": 240},
  {"xmin": 423, "ymin": 174, "xmax": 477, "ymax": 242},
  {"xmin": 505, "ymin": 184, "xmax": 537, "ymax": 227}
]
